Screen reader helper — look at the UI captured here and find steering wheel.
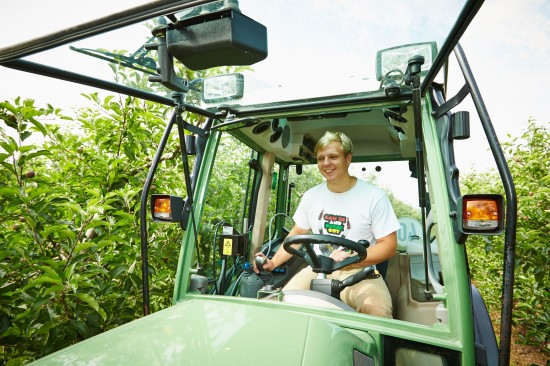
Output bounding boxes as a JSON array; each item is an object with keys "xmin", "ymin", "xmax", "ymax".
[{"xmin": 283, "ymin": 234, "xmax": 368, "ymax": 274}]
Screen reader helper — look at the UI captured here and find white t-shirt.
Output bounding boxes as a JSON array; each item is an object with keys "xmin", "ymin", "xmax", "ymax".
[{"xmin": 293, "ymin": 179, "xmax": 400, "ymax": 254}]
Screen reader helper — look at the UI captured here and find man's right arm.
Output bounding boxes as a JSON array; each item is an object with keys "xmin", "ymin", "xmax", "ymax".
[{"xmin": 254, "ymin": 224, "xmax": 309, "ymax": 273}]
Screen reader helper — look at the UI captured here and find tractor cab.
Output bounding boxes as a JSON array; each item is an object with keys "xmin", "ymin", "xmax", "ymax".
[{"xmin": 1, "ymin": 0, "xmax": 516, "ymax": 365}]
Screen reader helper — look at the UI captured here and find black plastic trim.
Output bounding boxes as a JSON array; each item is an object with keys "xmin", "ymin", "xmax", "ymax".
[
  {"xmin": 430, "ymin": 84, "xmax": 466, "ymax": 244},
  {"xmin": 0, "ymin": 0, "xmax": 216, "ymax": 62},
  {"xmin": 471, "ymin": 285, "xmax": 498, "ymax": 366},
  {"xmin": 1, "ymin": 59, "xmax": 218, "ymax": 118}
]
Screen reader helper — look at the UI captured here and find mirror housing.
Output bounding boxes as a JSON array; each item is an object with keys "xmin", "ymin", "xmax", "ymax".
[{"xmin": 166, "ymin": 9, "xmax": 267, "ymax": 70}]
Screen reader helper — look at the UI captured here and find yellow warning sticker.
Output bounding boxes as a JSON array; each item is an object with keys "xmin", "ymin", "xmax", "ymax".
[{"xmin": 223, "ymin": 238, "xmax": 233, "ymax": 256}]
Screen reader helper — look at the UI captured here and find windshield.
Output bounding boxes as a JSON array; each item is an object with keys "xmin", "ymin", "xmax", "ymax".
[{"xmin": 1, "ymin": 0, "xmax": 467, "ymax": 108}]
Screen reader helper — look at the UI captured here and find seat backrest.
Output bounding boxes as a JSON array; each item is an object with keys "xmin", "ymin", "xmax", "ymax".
[
  {"xmin": 397, "ymin": 217, "xmax": 423, "ymax": 253},
  {"xmin": 382, "ymin": 217, "xmax": 423, "ymax": 282},
  {"xmin": 377, "ymin": 259, "xmax": 389, "ymax": 279}
]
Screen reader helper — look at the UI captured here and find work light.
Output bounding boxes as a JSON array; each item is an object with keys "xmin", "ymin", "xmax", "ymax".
[
  {"xmin": 376, "ymin": 42, "xmax": 437, "ymax": 81},
  {"xmin": 202, "ymin": 73, "xmax": 244, "ymax": 103}
]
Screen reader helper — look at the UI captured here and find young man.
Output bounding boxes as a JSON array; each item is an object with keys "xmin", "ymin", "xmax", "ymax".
[{"xmin": 255, "ymin": 131, "xmax": 400, "ymax": 317}]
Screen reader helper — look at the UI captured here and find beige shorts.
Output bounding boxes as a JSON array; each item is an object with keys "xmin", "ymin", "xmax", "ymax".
[{"xmin": 283, "ymin": 266, "xmax": 393, "ymax": 318}]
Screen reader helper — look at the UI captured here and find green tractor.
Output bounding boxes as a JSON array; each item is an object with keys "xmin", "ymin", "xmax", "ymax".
[{"xmin": 1, "ymin": 0, "xmax": 517, "ymax": 365}]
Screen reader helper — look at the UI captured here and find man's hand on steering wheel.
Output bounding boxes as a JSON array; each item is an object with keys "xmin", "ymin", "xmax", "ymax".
[
  {"xmin": 283, "ymin": 234, "xmax": 369, "ymax": 274},
  {"xmin": 329, "ymin": 248, "xmax": 357, "ymax": 263}
]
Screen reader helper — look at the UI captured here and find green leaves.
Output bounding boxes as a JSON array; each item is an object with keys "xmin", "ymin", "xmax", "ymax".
[
  {"xmin": 24, "ymin": 274, "xmax": 64, "ymax": 289},
  {"xmin": 0, "ymin": 95, "xmax": 171, "ymax": 361},
  {"xmin": 73, "ymin": 293, "xmax": 107, "ymax": 321},
  {"xmin": 464, "ymin": 118, "xmax": 549, "ymax": 351}
]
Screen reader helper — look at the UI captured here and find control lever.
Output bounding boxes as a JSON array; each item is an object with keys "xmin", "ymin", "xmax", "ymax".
[
  {"xmin": 254, "ymin": 255, "xmax": 270, "ymax": 275},
  {"xmin": 332, "ymin": 266, "xmax": 377, "ymax": 298},
  {"xmin": 254, "ymin": 256, "xmax": 273, "ymax": 288}
]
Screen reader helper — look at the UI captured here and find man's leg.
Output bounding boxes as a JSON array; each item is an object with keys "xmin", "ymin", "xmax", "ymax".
[
  {"xmin": 334, "ymin": 269, "xmax": 393, "ymax": 318},
  {"xmin": 282, "ymin": 266, "xmax": 316, "ymax": 290}
]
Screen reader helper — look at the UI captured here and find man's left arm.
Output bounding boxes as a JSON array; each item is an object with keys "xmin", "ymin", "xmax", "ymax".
[{"xmin": 360, "ymin": 231, "xmax": 397, "ymax": 266}]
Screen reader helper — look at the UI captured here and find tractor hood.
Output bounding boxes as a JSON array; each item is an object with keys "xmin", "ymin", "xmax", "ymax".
[{"xmin": 31, "ymin": 298, "xmax": 377, "ymax": 365}]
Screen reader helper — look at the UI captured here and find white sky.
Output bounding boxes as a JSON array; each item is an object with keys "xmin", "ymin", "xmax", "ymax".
[
  {"xmin": 0, "ymin": 0, "xmax": 548, "ymax": 206},
  {"xmin": 449, "ymin": 0, "xmax": 550, "ymax": 171}
]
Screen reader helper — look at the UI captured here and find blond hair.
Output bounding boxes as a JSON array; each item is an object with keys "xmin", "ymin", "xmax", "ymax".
[{"xmin": 314, "ymin": 131, "xmax": 353, "ymax": 156}]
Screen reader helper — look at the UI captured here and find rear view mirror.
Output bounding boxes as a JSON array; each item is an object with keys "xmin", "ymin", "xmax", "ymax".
[{"xmin": 166, "ymin": 8, "xmax": 268, "ymax": 70}]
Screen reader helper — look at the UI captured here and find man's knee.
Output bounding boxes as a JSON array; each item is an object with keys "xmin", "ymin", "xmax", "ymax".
[
  {"xmin": 358, "ymin": 300, "xmax": 393, "ymax": 318},
  {"xmin": 345, "ymin": 277, "xmax": 393, "ymax": 317}
]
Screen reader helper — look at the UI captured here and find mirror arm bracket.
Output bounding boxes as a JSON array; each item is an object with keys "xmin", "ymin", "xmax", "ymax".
[
  {"xmin": 431, "ymin": 84, "xmax": 470, "ymax": 119},
  {"xmin": 146, "ymin": 25, "xmax": 190, "ymax": 93}
]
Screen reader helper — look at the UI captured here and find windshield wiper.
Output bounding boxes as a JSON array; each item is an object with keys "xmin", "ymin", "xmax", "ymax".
[{"xmin": 70, "ymin": 43, "xmax": 157, "ymax": 75}]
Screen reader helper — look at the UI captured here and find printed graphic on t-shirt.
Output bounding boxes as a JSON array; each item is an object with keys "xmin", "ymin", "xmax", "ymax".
[{"xmin": 317, "ymin": 209, "xmax": 351, "ymax": 255}]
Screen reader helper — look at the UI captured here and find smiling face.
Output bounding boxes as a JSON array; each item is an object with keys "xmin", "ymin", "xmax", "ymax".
[{"xmin": 316, "ymin": 141, "xmax": 352, "ymax": 184}]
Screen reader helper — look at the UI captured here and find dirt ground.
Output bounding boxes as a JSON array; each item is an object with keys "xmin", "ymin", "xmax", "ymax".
[
  {"xmin": 491, "ymin": 310, "xmax": 549, "ymax": 366},
  {"xmin": 509, "ymin": 339, "xmax": 548, "ymax": 366}
]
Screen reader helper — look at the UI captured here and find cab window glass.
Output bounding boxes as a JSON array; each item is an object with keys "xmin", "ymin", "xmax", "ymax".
[
  {"xmin": 287, "ymin": 161, "xmax": 420, "ymax": 219},
  {"xmin": 204, "ymin": 134, "xmax": 253, "ymax": 230},
  {"xmin": 199, "ymin": 134, "xmax": 253, "ymax": 280}
]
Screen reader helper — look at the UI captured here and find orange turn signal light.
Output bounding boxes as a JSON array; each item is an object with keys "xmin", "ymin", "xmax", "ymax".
[
  {"xmin": 458, "ymin": 194, "xmax": 504, "ymax": 235},
  {"xmin": 151, "ymin": 194, "xmax": 184, "ymax": 223}
]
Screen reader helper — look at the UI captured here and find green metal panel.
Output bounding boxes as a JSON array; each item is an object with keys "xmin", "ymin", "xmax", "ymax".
[
  {"xmin": 30, "ymin": 299, "xmax": 378, "ymax": 366},
  {"xmin": 421, "ymin": 96, "xmax": 475, "ymax": 364}
]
